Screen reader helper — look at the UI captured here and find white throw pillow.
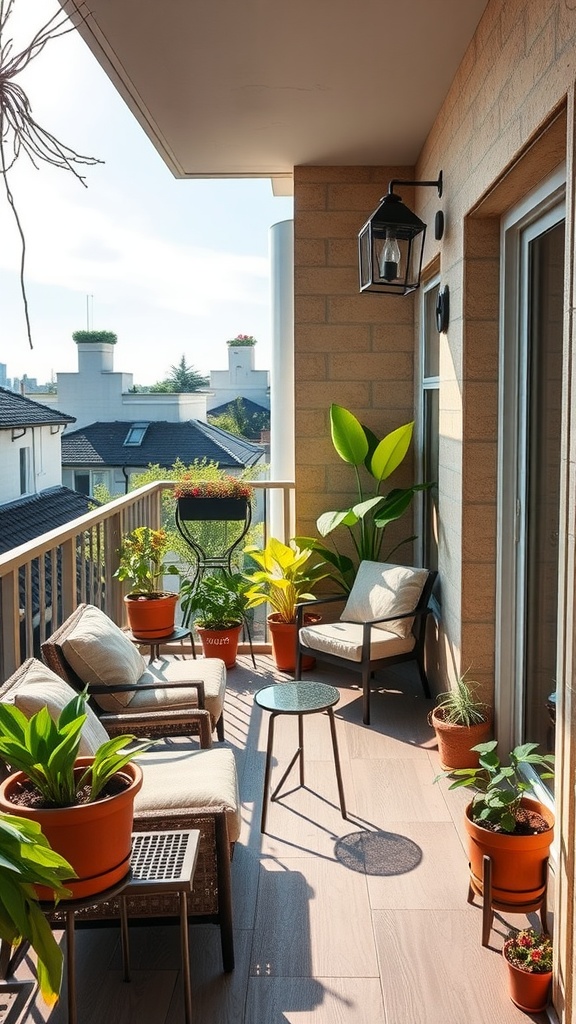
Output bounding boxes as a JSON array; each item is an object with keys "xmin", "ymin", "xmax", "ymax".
[
  {"xmin": 61, "ymin": 605, "xmax": 145, "ymax": 711},
  {"xmin": 10, "ymin": 658, "xmax": 110, "ymax": 756},
  {"xmin": 341, "ymin": 561, "xmax": 429, "ymax": 638}
]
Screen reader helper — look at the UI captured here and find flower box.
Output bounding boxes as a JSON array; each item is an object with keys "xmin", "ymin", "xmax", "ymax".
[{"xmin": 176, "ymin": 496, "xmax": 249, "ymax": 522}]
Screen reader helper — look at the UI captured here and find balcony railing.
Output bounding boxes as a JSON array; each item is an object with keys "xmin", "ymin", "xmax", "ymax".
[{"xmin": 0, "ymin": 480, "xmax": 295, "ymax": 678}]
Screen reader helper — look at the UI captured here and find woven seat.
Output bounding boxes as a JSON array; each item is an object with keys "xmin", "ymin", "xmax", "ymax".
[
  {"xmin": 0, "ymin": 659, "xmax": 240, "ymax": 971},
  {"xmin": 42, "ymin": 603, "xmax": 226, "ymax": 741}
]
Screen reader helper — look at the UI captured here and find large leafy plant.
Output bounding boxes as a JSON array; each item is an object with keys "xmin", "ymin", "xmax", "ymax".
[
  {"xmin": 0, "ymin": 813, "xmax": 74, "ymax": 1005},
  {"xmin": 0, "ymin": 693, "xmax": 149, "ymax": 807},
  {"xmin": 180, "ymin": 572, "xmax": 251, "ymax": 629},
  {"xmin": 243, "ymin": 538, "xmax": 327, "ymax": 623},
  {"xmin": 445, "ymin": 740, "xmax": 555, "ymax": 833},
  {"xmin": 299, "ymin": 404, "xmax": 429, "ymax": 593}
]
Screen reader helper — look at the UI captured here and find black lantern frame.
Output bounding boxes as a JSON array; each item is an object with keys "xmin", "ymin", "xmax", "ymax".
[{"xmin": 358, "ymin": 171, "xmax": 443, "ymax": 295}]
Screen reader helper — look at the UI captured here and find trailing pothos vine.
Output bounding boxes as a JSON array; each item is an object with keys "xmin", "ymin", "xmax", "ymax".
[{"xmin": 0, "ymin": 0, "xmax": 102, "ymax": 348}]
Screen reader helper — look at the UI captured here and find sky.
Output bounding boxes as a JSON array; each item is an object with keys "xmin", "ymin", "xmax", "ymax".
[{"xmin": 0, "ymin": 0, "xmax": 293, "ymax": 388}]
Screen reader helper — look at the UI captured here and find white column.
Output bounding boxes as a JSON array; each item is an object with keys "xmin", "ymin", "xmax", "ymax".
[{"xmin": 269, "ymin": 219, "xmax": 294, "ymax": 540}]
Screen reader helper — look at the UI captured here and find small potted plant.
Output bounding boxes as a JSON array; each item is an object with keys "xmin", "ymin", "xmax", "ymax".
[
  {"xmin": 429, "ymin": 672, "xmax": 491, "ymax": 770},
  {"xmin": 243, "ymin": 537, "xmax": 327, "ymax": 671},
  {"xmin": 0, "ymin": 812, "xmax": 75, "ymax": 1005},
  {"xmin": 445, "ymin": 740, "xmax": 554, "ymax": 910},
  {"xmin": 174, "ymin": 475, "xmax": 253, "ymax": 522},
  {"xmin": 180, "ymin": 572, "xmax": 252, "ymax": 668},
  {"xmin": 0, "ymin": 691, "xmax": 148, "ymax": 899},
  {"xmin": 114, "ymin": 526, "xmax": 180, "ymax": 638},
  {"xmin": 226, "ymin": 333, "xmax": 257, "ymax": 346},
  {"xmin": 502, "ymin": 928, "xmax": 553, "ymax": 1012}
]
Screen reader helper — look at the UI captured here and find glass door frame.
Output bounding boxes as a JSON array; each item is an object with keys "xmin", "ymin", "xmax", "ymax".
[{"xmin": 496, "ymin": 167, "xmax": 565, "ymax": 768}]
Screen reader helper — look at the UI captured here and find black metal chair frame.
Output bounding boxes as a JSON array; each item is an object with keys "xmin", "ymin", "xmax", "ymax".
[{"xmin": 295, "ymin": 569, "xmax": 438, "ymax": 726}]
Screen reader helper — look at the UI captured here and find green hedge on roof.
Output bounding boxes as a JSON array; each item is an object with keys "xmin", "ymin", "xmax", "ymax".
[{"xmin": 72, "ymin": 330, "xmax": 118, "ymax": 344}]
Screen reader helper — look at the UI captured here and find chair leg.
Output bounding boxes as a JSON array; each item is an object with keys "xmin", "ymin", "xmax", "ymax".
[
  {"xmin": 216, "ymin": 713, "xmax": 225, "ymax": 742},
  {"xmin": 361, "ymin": 666, "xmax": 371, "ymax": 726},
  {"xmin": 416, "ymin": 654, "xmax": 431, "ymax": 699}
]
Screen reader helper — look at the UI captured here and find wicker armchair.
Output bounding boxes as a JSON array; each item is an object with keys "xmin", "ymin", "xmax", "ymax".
[
  {"xmin": 0, "ymin": 659, "xmax": 240, "ymax": 972},
  {"xmin": 42, "ymin": 603, "xmax": 226, "ymax": 741}
]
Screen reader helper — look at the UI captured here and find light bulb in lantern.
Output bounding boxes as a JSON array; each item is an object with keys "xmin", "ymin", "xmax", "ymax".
[{"xmin": 379, "ymin": 230, "xmax": 401, "ymax": 281}]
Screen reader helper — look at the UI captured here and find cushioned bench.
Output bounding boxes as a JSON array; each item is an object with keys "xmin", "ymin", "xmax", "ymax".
[{"xmin": 42, "ymin": 603, "xmax": 227, "ymax": 741}]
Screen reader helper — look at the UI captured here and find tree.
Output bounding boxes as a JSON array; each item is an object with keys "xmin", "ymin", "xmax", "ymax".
[
  {"xmin": 209, "ymin": 397, "xmax": 269, "ymax": 440},
  {"xmin": 149, "ymin": 355, "xmax": 208, "ymax": 393}
]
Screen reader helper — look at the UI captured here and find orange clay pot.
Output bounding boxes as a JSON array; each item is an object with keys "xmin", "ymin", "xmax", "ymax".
[
  {"xmin": 0, "ymin": 757, "xmax": 143, "ymax": 899},
  {"xmin": 124, "ymin": 592, "xmax": 178, "ymax": 639},
  {"xmin": 503, "ymin": 950, "xmax": 552, "ymax": 1012},
  {"xmin": 465, "ymin": 797, "xmax": 554, "ymax": 910},
  {"xmin": 268, "ymin": 613, "xmax": 320, "ymax": 672},
  {"xmin": 430, "ymin": 707, "xmax": 492, "ymax": 770},
  {"xmin": 197, "ymin": 624, "xmax": 242, "ymax": 669}
]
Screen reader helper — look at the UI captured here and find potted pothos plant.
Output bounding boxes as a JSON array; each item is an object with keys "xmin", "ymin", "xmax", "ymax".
[
  {"xmin": 114, "ymin": 526, "xmax": 180, "ymax": 639},
  {"xmin": 0, "ymin": 692, "xmax": 149, "ymax": 900},
  {"xmin": 443, "ymin": 740, "xmax": 554, "ymax": 910},
  {"xmin": 243, "ymin": 537, "xmax": 327, "ymax": 671},
  {"xmin": 503, "ymin": 928, "xmax": 553, "ymax": 1012},
  {"xmin": 180, "ymin": 572, "xmax": 252, "ymax": 668},
  {"xmin": 429, "ymin": 673, "xmax": 492, "ymax": 770},
  {"xmin": 0, "ymin": 812, "xmax": 74, "ymax": 1005},
  {"xmin": 297, "ymin": 403, "xmax": 430, "ymax": 593}
]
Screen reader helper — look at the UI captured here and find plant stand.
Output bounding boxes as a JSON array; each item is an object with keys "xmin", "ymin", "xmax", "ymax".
[
  {"xmin": 469, "ymin": 853, "xmax": 549, "ymax": 946},
  {"xmin": 175, "ymin": 496, "xmax": 252, "ymax": 588}
]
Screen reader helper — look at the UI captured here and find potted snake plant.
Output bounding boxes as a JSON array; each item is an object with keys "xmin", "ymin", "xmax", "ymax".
[{"xmin": 429, "ymin": 672, "xmax": 492, "ymax": 769}]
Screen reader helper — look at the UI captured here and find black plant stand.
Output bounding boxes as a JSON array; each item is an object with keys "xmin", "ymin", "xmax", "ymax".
[{"xmin": 175, "ymin": 496, "xmax": 252, "ymax": 589}]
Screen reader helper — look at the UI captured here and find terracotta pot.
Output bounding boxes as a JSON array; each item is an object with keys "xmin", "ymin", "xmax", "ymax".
[
  {"xmin": 430, "ymin": 708, "xmax": 492, "ymax": 770},
  {"xmin": 503, "ymin": 950, "xmax": 552, "ymax": 1012},
  {"xmin": 124, "ymin": 592, "xmax": 178, "ymax": 639},
  {"xmin": 464, "ymin": 797, "xmax": 554, "ymax": 909},
  {"xmin": 197, "ymin": 624, "xmax": 242, "ymax": 668},
  {"xmin": 268, "ymin": 613, "xmax": 320, "ymax": 672},
  {"xmin": 0, "ymin": 758, "xmax": 143, "ymax": 900}
]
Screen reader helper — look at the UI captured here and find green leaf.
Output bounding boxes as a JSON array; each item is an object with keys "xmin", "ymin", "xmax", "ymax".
[
  {"xmin": 370, "ymin": 422, "xmax": 414, "ymax": 482},
  {"xmin": 373, "ymin": 489, "xmax": 415, "ymax": 528},
  {"xmin": 317, "ymin": 509, "xmax": 359, "ymax": 536},
  {"xmin": 329, "ymin": 404, "xmax": 369, "ymax": 466}
]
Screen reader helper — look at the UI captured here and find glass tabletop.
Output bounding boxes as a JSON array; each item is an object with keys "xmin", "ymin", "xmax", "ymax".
[{"xmin": 255, "ymin": 681, "xmax": 340, "ymax": 714}]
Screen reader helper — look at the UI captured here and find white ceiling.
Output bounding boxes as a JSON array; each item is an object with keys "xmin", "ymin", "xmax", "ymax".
[{"xmin": 66, "ymin": 0, "xmax": 488, "ymax": 192}]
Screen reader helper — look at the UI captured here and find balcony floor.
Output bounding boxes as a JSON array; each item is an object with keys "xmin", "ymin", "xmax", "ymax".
[{"xmin": 6, "ymin": 656, "xmax": 551, "ymax": 1024}]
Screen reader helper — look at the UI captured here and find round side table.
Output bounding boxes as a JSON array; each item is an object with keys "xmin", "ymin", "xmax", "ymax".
[
  {"xmin": 254, "ymin": 681, "xmax": 347, "ymax": 833},
  {"xmin": 124, "ymin": 625, "xmax": 196, "ymax": 661}
]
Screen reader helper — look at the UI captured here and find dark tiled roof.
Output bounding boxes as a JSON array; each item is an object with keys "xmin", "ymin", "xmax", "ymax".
[
  {"xmin": 209, "ymin": 397, "xmax": 270, "ymax": 417},
  {"xmin": 61, "ymin": 420, "xmax": 264, "ymax": 469},
  {"xmin": 0, "ymin": 387, "xmax": 75, "ymax": 428},
  {"xmin": 0, "ymin": 486, "xmax": 97, "ymax": 555}
]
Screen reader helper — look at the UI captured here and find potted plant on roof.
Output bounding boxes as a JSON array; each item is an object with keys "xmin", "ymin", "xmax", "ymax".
[
  {"xmin": 114, "ymin": 526, "xmax": 180, "ymax": 639},
  {"xmin": 444, "ymin": 740, "xmax": 554, "ymax": 911},
  {"xmin": 0, "ymin": 812, "xmax": 75, "ymax": 1005},
  {"xmin": 0, "ymin": 691, "xmax": 148, "ymax": 900},
  {"xmin": 243, "ymin": 537, "xmax": 328, "ymax": 671},
  {"xmin": 429, "ymin": 672, "xmax": 492, "ymax": 770},
  {"xmin": 174, "ymin": 475, "xmax": 254, "ymax": 522},
  {"xmin": 179, "ymin": 571, "xmax": 253, "ymax": 668},
  {"xmin": 502, "ymin": 928, "xmax": 553, "ymax": 1012}
]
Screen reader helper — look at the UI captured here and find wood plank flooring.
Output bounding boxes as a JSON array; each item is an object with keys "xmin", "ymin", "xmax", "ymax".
[{"xmin": 5, "ymin": 656, "xmax": 552, "ymax": 1024}]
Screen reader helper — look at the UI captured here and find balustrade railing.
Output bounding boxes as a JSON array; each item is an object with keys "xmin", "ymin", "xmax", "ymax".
[{"xmin": 0, "ymin": 480, "xmax": 294, "ymax": 678}]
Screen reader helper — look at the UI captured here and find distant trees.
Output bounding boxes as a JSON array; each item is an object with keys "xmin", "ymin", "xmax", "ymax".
[
  {"xmin": 208, "ymin": 397, "xmax": 269, "ymax": 440},
  {"xmin": 149, "ymin": 355, "xmax": 209, "ymax": 393}
]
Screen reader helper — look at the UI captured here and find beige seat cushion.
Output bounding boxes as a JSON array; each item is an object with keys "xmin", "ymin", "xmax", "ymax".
[
  {"xmin": 6, "ymin": 658, "xmax": 112, "ymax": 756},
  {"xmin": 132, "ymin": 746, "xmax": 241, "ymax": 843},
  {"xmin": 133, "ymin": 657, "xmax": 226, "ymax": 724},
  {"xmin": 341, "ymin": 561, "xmax": 429, "ymax": 638},
  {"xmin": 61, "ymin": 605, "xmax": 146, "ymax": 711},
  {"xmin": 299, "ymin": 621, "xmax": 415, "ymax": 662}
]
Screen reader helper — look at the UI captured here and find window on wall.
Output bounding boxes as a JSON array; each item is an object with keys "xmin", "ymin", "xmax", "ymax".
[
  {"xmin": 420, "ymin": 280, "xmax": 440, "ymax": 573},
  {"xmin": 19, "ymin": 447, "xmax": 31, "ymax": 494}
]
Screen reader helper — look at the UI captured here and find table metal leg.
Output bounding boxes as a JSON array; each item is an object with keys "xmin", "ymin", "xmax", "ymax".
[
  {"xmin": 65, "ymin": 911, "xmax": 77, "ymax": 1024},
  {"xmin": 327, "ymin": 707, "xmax": 347, "ymax": 819},
  {"xmin": 119, "ymin": 897, "xmax": 131, "ymax": 981},
  {"xmin": 298, "ymin": 713, "xmax": 304, "ymax": 786},
  {"xmin": 179, "ymin": 891, "xmax": 193, "ymax": 1024},
  {"xmin": 261, "ymin": 712, "xmax": 276, "ymax": 833}
]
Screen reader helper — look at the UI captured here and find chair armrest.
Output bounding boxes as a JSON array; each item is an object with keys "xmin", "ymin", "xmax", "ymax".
[
  {"xmin": 99, "ymin": 708, "xmax": 213, "ymax": 748},
  {"xmin": 296, "ymin": 594, "xmax": 346, "ymax": 626},
  {"xmin": 86, "ymin": 679, "xmax": 206, "ymax": 703}
]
